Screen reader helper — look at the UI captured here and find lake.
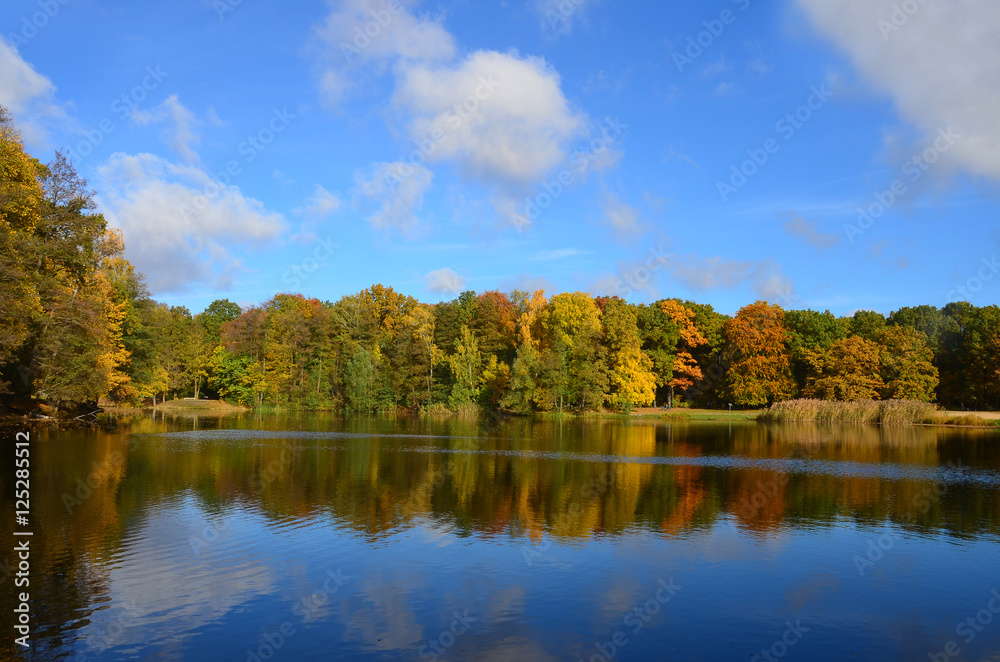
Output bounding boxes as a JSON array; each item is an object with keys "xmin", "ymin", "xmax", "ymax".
[{"xmin": 3, "ymin": 414, "xmax": 1000, "ymax": 661}]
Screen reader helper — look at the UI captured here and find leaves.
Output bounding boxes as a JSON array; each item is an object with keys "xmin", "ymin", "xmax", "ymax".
[
  {"xmin": 724, "ymin": 302, "xmax": 795, "ymax": 407},
  {"xmin": 804, "ymin": 336, "xmax": 885, "ymax": 402}
]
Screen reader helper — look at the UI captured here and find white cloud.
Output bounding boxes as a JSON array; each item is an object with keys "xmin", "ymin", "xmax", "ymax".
[
  {"xmin": 599, "ymin": 193, "xmax": 645, "ymax": 240},
  {"xmin": 313, "ymin": 0, "xmax": 455, "ymax": 104},
  {"xmin": 783, "ymin": 213, "xmax": 840, "ymax": 250},
  {"xmin": 131, "ymin": 95, "xmax": 201, "ymax": 163},
  {"xmin": 0, "ymin": 37, "xmax": 66, "ymax": 145},
  {"xmin": 301, "ymin": 184, "xmax": 343, "ymax": 220},
  {"xmin": 532, "ymin": 248, "xmax": 589, "ymax": 261},
  {"xmin": 700, "ymin": 56, "xmax": 733, "ymax": 79},
  {"xmin": 424, "ymin": 268, "xmax": 466, "ymax": 295},
  {"xmin": 394, "ymin": 49, "xmax": 587, "ymax": 185},
  {"xmin": 501, "ymin": 274, "xmax": 558, "ymax": 295},
  {"xmin": 352, "ymin": 161, "xmax": 433, "ymax": 233},
  {"xmin": 714, "ymin": 82, "xmax": 735, "ymax": 97},
  {"xmin": 97, "ymin": 152, "xmax": 286, "ymax": 293},
  {"xmin": 315, "ymin": 0, "xmax": 455, "ymax": 63},
  {"xmin": 534, "ymin": 0, "xmax": 599, "ymax": 36},
  {"xmin": 318, "ymin": 69, "xmax": 351, "ymax": 109},
  {"xmin": 795, "ymin": 0, "xmax": 1000, "ymax": 180},
  {"xmin": 668, "ymin": 254, "xmax": 796, "ymax": 303},
  {"xmin": 311, "ymin": 3, "xmax": 601, "ymax": 230}
]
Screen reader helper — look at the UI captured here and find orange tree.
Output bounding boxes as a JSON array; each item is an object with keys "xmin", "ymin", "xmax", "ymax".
[
  {"xmin": 660, "ymin": 300, "xmax": 707, "ymax": 407},
  {"xmin": 723, "ymin": 301, "xmax": 795, "ymax": 407}
]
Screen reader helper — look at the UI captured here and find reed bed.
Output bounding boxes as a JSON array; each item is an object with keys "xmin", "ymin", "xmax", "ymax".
[{"xmin": 757, "ymin": 399, "xmax": 937, "ymax": 426}]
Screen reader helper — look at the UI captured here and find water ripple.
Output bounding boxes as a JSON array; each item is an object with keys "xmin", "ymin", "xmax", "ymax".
[{"xmin": 393, "ymin": 446, "xmax": 1000, "ymax": 487}]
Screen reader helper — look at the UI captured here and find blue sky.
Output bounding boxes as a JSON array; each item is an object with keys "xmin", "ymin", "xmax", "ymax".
[{"xmin": 3, "ymin": 0, "xmax": 998, "ymax": 316}]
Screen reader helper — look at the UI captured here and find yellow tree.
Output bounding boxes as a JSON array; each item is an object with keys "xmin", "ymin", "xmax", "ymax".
[
  {"xmin": 602, "ymin": 298, "xmax": 656, "ymax": 412},
  {"xmin": 0, "ymin": 109, "xmax": 44, "ymax": 381},
  {"xmin": 137, "ymin": 365, "xmax": 169, "ymax": 406},
  {"xmin": 804, "ymin": 336, "xmax": 885, "ymax": 401},
  {"xmin": 724, "ymin": 301, "xmax": 795, "ymax": 407},
  {"xmin": 542, "ymin": 292, "xmax": 607, "ymax": 410},
  {"xmin": 406, "ymin": 305, "xmax": 441, "ymax": 404},
  {"xmin": 660, "ymin": 300, "xmax": 707, "ymax": 407}
]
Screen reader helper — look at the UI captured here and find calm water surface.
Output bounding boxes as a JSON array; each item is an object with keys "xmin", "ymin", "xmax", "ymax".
[{"xmin": 3, "ymin": 414, "xmax": 1000, "ymax": 661}]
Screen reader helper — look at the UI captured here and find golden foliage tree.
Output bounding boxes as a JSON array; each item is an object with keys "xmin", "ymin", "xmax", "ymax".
[
  {"xmin": 724, "ymin": 301, "xmax": 795, "ymax": 406},
  {"xmin": 804, "ymin": 336, "xmax": 885, "ymax": 401},
  {"xmin": 602, "ymin": 298, "xmax": 656, "ymax": 412}
]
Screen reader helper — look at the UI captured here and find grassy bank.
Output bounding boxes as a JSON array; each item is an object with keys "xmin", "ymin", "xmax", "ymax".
[
  {"xmin": 153, "ymin": 399, "xmax": 248, "ymax": 413},
  {"xmin": 923, "ymin": 413, "xmax": 1000, "ymax": 428},
  {"xmin": 634, "ymin": 408, "xmax": 759, "ymax": 421},
  {"xmin": 758, "ymin": 399, "xmax": 937, "ymax": 425}
]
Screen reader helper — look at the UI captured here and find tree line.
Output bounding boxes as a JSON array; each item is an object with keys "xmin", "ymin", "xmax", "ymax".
[{"xmin": 2, "ymin": 107, "xmax": 999, "ymax": 415}]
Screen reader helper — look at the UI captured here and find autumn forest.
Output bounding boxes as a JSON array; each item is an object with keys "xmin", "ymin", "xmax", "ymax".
[{"xmin": 3, "ymin": 109, "xmax": 1000, "ymax": 416}]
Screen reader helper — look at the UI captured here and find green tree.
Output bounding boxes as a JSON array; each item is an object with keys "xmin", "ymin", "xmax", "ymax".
[
  {"xmin": 343, "ymin": 347, "xmax": 376, "ymax": 412},
  {"xmin": 784, "ymin": 309, "xmax": 849, "ymax": 394},
  {"xmin": 875, "ymin": 326, "xmax": 939, "ymax": 401},
  {"xmin": 849, "ymin": 310, "xmax": 887, "ymax": 342},
  {"xmin": 447, "ymin": 326, "xmax": 482, "ymax": 409},
  {"xmin": 502, "ymin": 342, "xmax": 540, "ymax": 413}
]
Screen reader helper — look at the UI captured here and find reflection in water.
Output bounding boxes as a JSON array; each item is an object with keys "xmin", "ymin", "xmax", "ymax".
[{"xmin": 2, "ymin": 415, "xmax": 999, "ymax": 660}]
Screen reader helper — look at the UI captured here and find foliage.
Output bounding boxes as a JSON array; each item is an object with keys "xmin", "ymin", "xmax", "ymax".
[
  {"xmin": 0, "ymin": 110, "xmax": 997, "ymax": 416},
  {"xmin": 804, "ymin": 336, "xmax": 885, "ymax": 401},
  {"xmin": 603, "ymin": 298, "xmax": 656, "ymax": 412},
  {"xmin": 875, "ymin": 326, "xmax": 939, "ymax": 401}
]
